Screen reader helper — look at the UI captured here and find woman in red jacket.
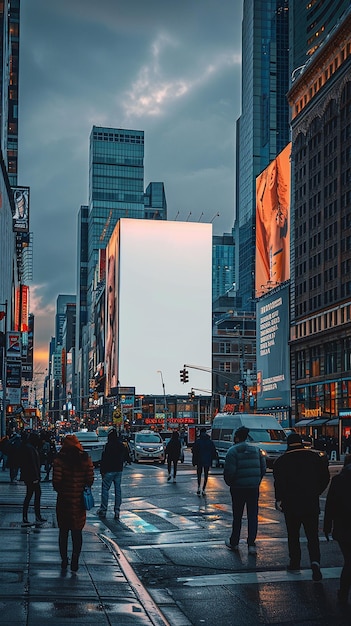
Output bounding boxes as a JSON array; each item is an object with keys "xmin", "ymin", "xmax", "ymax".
[{"xmin": 53, "ymin": 434, "xmax": 94, "ymax": 572}]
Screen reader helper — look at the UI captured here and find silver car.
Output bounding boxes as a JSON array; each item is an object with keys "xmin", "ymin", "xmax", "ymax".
[
  {"xmin": 130, "ymin": 430, "xmax": 165, "ymax": 464},
  {"xmin": 75, "ymin": 431, "xmax": 105, "ymax": 466}
]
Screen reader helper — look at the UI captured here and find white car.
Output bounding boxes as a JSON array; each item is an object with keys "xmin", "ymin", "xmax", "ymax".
[
  {"xmin": 75, "ymin": 431, "xmax": 105, "ymax": 466},
  {"xmin": 130, "ymin": 430, "xmax": 165, "ymax": 464}
]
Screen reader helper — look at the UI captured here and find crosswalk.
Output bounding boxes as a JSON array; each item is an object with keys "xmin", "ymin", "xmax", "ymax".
[{"xmin": 88, "ymin": 499, "xmax": 281, "ymax": 534}]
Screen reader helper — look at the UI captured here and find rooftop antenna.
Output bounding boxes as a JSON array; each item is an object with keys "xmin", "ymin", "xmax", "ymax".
[
  {"xmin": 198, "ymin": 212, "xmax": 204, "ymax": 222},
  {"xmin": 186, "ymin": 212, "xmax": 192, "ymax": 222},
  {"xmin": 174, "ymin": 211, "xmax": 179, "ymax": 221},
  {"xmin": 210, "ymin": 212, "xmax": 220, "ymax": 222}
]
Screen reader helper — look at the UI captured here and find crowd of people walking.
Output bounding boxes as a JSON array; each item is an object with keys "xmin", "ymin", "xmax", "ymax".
[{"xmin": 1, "ymin": 423, "xmax": 351, "ymax": 605}]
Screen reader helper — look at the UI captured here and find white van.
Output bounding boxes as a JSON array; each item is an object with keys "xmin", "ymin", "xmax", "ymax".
[{"xmin": 211, "ymin": 413, "xmax": 287, "ymax": 469}]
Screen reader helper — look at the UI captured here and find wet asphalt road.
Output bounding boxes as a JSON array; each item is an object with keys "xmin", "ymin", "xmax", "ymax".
[{"xmin": 1, "ymin": 453, "xmax": 350, "ymax": 625}]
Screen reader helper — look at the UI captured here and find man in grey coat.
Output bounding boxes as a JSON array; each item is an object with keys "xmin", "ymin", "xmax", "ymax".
[{"xmin": 223, "ymin": 426, "xmax": 266, "ymax": 554}]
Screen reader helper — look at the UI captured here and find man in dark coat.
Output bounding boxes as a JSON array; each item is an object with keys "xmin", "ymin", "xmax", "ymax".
[
  {"xmin": 20, "ymin": 431, "xmax": 46, "ymax": 526},
  {"xmin": 324, "ymin": 454, "xmax": 351, "ymax": 604},
  {"xmin": 192, "ymin": 427, "xmax": 217, "ymax": 496},
  {"xmin": 7, "ymin": 428, "xmax": 22, "ymax": 483},
  {"xmin": 223, "ymin": 426, "xmax": 266, "ymax": 554},
  {"xmin": 165, "ymin": 431, "xmax": 181, "ymax": 483},
  {"xmin": 97, "ymin": 429, "xmax": 129, "ymax": 521},
  {"xmin": 273, "ymin": 433, "xmax": 330, "ymax": 581}
]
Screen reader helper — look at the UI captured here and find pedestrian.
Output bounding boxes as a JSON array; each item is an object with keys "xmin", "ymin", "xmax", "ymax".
[
  {"xmin": 223, "ymin": 426, "xmax": 266, "ymax": 554},
  {"xmin": 323, "ymin": 454, "xmax": 351, "ymax": 605},
  {"xmin": 97, "ymin": 428, "xmax": 129, "ymax": 521},
  {"xmin": 7, "ymin": 428, "xmax": 22, "ymax": 483},
  {"xmin": 20, "ymin": 431, "xmax": 46, "ymax": 526},
  {"xmin": 39, "ymin": 432, "xmax": 51, "ymax": 478},
  {"xmin": 191, "ymin": 427, "xmax": 217, "ymax": 496},
  {"xmin": 165, "ymin": 431, "xmax": 181, "ymax": 483},
  {"xmin": 53, "ymin": 434, "xmax": 94, "ymax": 572},
  {"xmin": 273, "ymin": 432, "xmax": 330, "ymax": 581},
  {"xmin": 0, "ymin": 434, "xmax": 9, "ymax": 470}
]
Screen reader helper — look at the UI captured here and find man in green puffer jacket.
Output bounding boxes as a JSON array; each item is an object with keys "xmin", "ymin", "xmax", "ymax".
[{"xmin": 223, "ymin": 426, "xmax": 266, "ymax": 554}]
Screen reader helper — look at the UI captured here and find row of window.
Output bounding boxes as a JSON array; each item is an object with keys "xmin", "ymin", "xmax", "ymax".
[
  {"xmin": 296, "ymin": 341, "xmax": 351, "ymax": 379},
  {"xmin": 295, "ymin": 304, "xmax": 351, "ymax": 339},
  {"xmin": 294, "ymin": 42, "xmax": 351, "ymax": 117},
  {"xmin": 93, "ymin": 131, "xmax": 144, "ymax": 144}
]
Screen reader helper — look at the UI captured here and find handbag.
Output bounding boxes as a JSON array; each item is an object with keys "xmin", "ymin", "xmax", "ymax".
[{"xmin": 83, "ymin": 485, "xmax": 95, "ymax": 510}]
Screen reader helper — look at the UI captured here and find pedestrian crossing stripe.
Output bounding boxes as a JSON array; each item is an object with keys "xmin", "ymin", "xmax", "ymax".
[
  {"xmin": 186, "ymin": 503, "xmax": 279, "ymax": 524},
  {"xmin": 119, "ymin": 508, "xmax": 201, "ymax": 533},
  {"xmin": 177, "ymin": 566, "xmax": 343, "ymax": 587}
]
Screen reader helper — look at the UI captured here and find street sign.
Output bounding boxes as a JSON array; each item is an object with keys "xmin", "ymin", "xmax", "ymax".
[
  {"xmin": 6, "ymin": 331, "xmax": 21, "ymax": 359},
  {"xmin": 6, "ymin": 362, "xmax": 22, "ymax": 387}
]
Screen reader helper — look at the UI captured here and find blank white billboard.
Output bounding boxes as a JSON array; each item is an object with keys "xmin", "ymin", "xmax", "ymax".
[{"xmin": 105, "ymin": 219, "xmax": 212, "ymax": 396}]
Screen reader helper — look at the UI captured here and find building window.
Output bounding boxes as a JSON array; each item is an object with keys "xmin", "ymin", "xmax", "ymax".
[
  {"xmin": 325, "ymin": 342, "xmax": 338, "ymax": 375},
  {"xmin": 219, "ymin": 342, "xmax": 231, "ymax": 354},
  {"xmin": 219, "ymin": 362, "xmax": 231, "ymax": 373},
  {"xmin": 296, "ymin": 350, "xmax": 305, "ymax": 379}
]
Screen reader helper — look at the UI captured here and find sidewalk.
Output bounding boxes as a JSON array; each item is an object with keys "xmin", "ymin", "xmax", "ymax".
[{"xmin": 0, "ymin": 471, "xmax": 170, "ymax": 626}]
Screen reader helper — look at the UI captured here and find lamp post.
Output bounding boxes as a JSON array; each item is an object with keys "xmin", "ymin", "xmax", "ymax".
[
  {"xmin": 0, "ymin": 301, "xmax": 8, "ymax": 438},
  {"xmin": 157, "ymin": 370, "xmax": 167, "ymax": 430}
]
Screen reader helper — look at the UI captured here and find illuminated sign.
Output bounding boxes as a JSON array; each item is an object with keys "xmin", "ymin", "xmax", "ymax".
[
  {"xmin": 255, "ymin": 144, "xmax": 291, "ymax": 297},
  {"xmin": 12, "ymin": 186, "xmax": 30, "ymax": 233}
]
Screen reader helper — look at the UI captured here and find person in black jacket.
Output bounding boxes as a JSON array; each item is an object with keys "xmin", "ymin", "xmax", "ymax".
[
  {"xmin": 323, "ymin": 454, "xmax": 351, "ymax": 605},
  {"xmin": 273, "ymin": 433, "xmax": 330, "ymax": 581},
  {"xmin": 165, "ymin": 431, "xmax": 181, "ymax": 483},
  {"xmin": 20, "ymin": 431, "xmax": 46, "ymax": 526},
  {"xmin": 192, "ymin": 427, "xmax": 217, "ymax": 496},
  {"xmin": 97, "ymin": 429, "xmax": 129, "ymax": 520}
]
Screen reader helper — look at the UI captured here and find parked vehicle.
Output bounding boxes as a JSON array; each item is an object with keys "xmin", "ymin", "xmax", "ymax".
[
  {"xmin": 130, "ymin": 430, "xmax": 165, "ymax": 464},
  {"xmin": 75, "ymin": 430, "xmax": 105, "ymax": 466},
  {"xmin": 211, "ymin": 413, "xmax": 287, "ymax": 469}
]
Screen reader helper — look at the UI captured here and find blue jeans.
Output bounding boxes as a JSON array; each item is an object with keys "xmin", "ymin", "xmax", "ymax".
[
  {"xmin": 101, "ymin": 471, "xmax": 122, "ymax": 515},
  {"xmin": 230, "ymin": 486, "xmax": 259, "ymax": 546}
]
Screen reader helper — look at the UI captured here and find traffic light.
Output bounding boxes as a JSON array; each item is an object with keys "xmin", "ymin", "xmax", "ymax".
[{"xmin": 180, "ymin": 368, "xmax": 189, "ymax": 383}]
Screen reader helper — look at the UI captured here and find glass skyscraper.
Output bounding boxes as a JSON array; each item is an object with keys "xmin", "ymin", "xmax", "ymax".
[
  {"xmin": 144, "ymin": 182, "xmax": 167, "ymax": 220},
  {"xmin": 88, "ymin": 126, "xmax": 145, "ymax": 293},
  {"xmin": 235, "ymin": 0, "xmax": 290, "ymax": 309},
  {"xmin": 212, "ymin": 233, "xmax": 236, "ymax": 301}
]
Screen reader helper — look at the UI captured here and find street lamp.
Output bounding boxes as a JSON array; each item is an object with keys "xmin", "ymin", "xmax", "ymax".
[{"xmin": 157, "ymin": 370, "xmax": 167, "ymax": 430}]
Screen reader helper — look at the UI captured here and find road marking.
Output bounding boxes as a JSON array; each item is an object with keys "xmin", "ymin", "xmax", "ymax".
[
  {"xmin": 177, "ymin": 567, "xmax": 342, "ymax": 587},
  {"xmin": 120, "ymin": 511, "xmax": 159, "ymax": 533},
  {"xmin": 149, "ymin": 508, "xmax": 200, "ymax": 529},
  {"xmin": 125, "ymin": 535, "xmax": 331, "ymax": 550}
]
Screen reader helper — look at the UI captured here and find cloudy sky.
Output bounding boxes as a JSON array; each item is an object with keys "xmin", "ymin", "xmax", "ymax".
[{"xmin": 18, "ymin": 0, "xmax": 243, "ymax": 373}]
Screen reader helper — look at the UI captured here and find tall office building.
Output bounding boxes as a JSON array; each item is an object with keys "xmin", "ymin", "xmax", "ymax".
[
  {"xmin": 235, "ymin": 0, "xmax": 290, "ymax": 309},
  {"xmin": 288, "ymin": 8, "xmax": 351, "ymax": 423},
  {"xmin": 0, "ymin": 0, "xmax": 20, "ymax": 185},
  {"xmin": 75, "ymin": 205, "xmax": 89, "ymax": 352},
  {"xmin": 144, "ymin": 182, "xmax": 167, "ymax": 220},
  {"xmin": 55, "ymin": 295, "xmax": 76, "ymax": 349},
  {"xmin": 87, "ymin": 126, "xmax": 145, "ymax": 294},
  {"xmin": 212, "ymin": 233, "xmax": 236, "ymax": 302}
]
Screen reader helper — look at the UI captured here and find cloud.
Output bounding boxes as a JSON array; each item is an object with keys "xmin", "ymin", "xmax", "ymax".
[{"xmin": 18, "ymin": 0, "xmax": 243, "ymax": 366}]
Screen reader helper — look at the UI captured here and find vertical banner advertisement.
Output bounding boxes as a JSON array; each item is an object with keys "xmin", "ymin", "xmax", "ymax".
[
  {"xmin": 12, "ymin": 186, "xmax": 30, "ymax": 233},
  {"xmin": 256, "ymin": 284, "xmax": 290, "ymax": 409},
  {"xmin": 255, "ymin": 143, "xmax": 291, "ymax": 297}
]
